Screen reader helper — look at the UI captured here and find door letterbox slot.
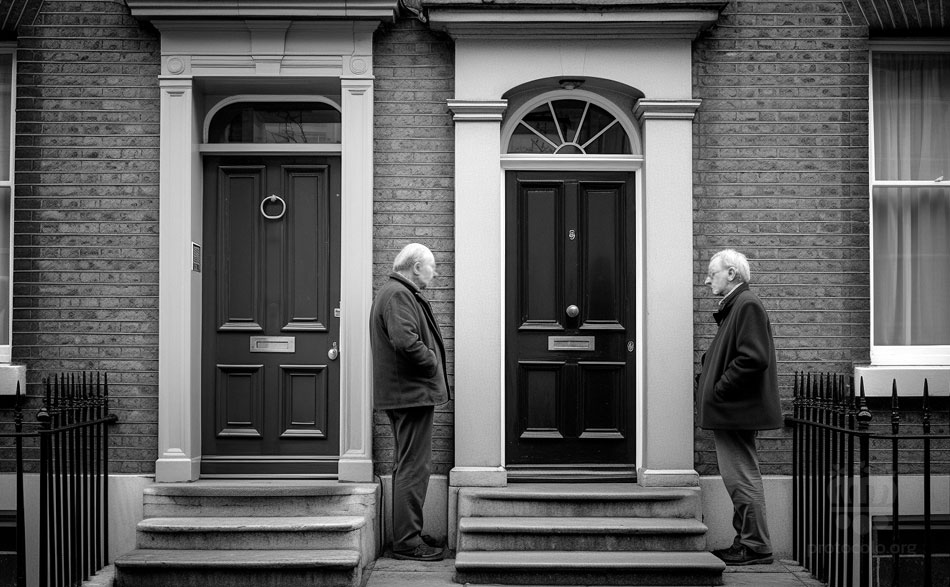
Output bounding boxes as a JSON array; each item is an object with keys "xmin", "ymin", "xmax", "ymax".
[
  {"xmin": 249, "ymin": 336, "xmax": 296, "ymax": 353},
  {"xmin": 548, "ymin": 336, "xmax": 595, "ymax": 351}
]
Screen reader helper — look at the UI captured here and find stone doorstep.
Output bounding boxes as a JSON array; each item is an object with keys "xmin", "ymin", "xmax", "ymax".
[
  {"xmin": 459, "ymin": 516, "xmax": 708, "ymax": 535},
  {"xmin": 138, "ymin": 516, "xmax": 367, "ymax": 533},
  {"xmin": 114, "ymin": 549, "xmax": 361, "ymax": 569},
  {"xmin": 143, "ymin": 480, "xmax": 379, "ymax": 498},
  {"xmin": 454, "ymin": 550, "xmax": 726, "ymax": 572},
  {"xmin": 461, "ymin": 484, "xmax": 701, "ymax": 501}
]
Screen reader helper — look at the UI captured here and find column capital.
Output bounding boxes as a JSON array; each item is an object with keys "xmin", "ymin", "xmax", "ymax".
[
  {"xmin": 447, "ymin": 99, "xmax": 508, "ymax": 122},
  {"xmin": 634, "ymin": 99, "xmax": 702, "ymax": 121}
]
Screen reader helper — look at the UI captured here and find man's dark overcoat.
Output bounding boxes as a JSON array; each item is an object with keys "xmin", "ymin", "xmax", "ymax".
[
  {"xmin": 697, "ymin": 282, "xmax": 783, "ymax": 430},
  {"xmin": 370, "ymin": 272, "xmax": 451, "ymax": 410}
]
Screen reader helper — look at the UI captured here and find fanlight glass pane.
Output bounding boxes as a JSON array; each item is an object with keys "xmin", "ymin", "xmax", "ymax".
[
  {"xmin": 508, "ymin": 99, "xmax": 631, "ymax": 155},
  {"xmin": 209, "ymin": 102, "xmax": 341, "ymax": 144}
]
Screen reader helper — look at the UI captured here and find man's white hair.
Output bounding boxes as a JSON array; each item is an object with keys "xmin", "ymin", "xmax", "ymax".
[
  {"xmin": 393, "ymin": 243, "xmax": 433, "ymax": 272},
  {"xmin": 711, "ymin": 249, "xmax": 751, "ymax": 283}
]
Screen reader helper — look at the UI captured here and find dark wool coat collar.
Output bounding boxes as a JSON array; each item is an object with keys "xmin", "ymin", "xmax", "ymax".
[
  {"xmin": 714, "ymin": 282, "xmax": 750, "ymax": 325},
  {"xmin": 389, "ymin": 271, "xmax": 419, "ymax": 293}
]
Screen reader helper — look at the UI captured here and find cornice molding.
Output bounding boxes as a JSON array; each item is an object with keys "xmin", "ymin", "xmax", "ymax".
[
  {"xmin": 125, "ymin": 0, "xmax": 398, "ymax": 20},
  {"xmin": 426, "ymin": 3, "xmax": 725, "ymax": 39},
  {"xmin": 447, "ymin": 99, "xmax": 508, "ymax": 122}
]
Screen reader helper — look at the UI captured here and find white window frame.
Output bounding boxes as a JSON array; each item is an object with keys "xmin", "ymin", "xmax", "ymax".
[
  {"xmin": 869, "ymin": 39, "xmax": 950, "ymax": 366},
  {"xmin": 0, "ymin": 43, "xmax": 14, "ymax": 363}
]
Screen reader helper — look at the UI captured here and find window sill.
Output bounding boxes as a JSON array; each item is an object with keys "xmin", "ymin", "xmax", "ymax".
[{"xmin": 853, "ymin": 365, "xmax": 950, "ymax": 397}]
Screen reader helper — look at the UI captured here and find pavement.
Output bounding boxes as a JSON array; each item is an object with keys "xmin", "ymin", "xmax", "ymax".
[{"xmin": 363, "ymin": 556, "xmax": 827, "ymax": 587}]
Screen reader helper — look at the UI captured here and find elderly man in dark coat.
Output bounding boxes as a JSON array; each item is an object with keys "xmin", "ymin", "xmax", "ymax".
[
  {"xmin": 370, "ymin": 243, "xmax": 450, "ymax": 561},
  {"xmin": 697, "ymin": 249, "xmax": 783, "ymax": 566}
]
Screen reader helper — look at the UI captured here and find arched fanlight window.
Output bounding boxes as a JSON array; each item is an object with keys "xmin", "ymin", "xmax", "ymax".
[
  {"xmin": 207, "ymin": 101, "xmax": 341, "ymax": 144},
  {"xmin": 508, "ymin": 98, "xmax": 631, "ymax": 155}
]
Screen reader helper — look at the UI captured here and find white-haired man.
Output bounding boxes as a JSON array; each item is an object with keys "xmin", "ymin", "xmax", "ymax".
[
  {"xmin": 696, "ymin": 249, "xmax": 783, "ymax": 565},
  {"xmin": 370, "ymin": 243, "xmax": 450, "ymax": 561}
]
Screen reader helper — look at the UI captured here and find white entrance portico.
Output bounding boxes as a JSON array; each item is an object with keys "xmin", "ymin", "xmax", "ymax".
[
  {"xmin": 427, "ymin": 2, "xmax": 725, "ymax": 496},
  {"xmin": 126, "ymin": 1, "xmax": 396, "ymax": 483}
]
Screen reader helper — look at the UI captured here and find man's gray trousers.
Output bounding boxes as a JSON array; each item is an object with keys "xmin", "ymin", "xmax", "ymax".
[
  {"xmin": 386, "ymin": 405, "xmax": 434, "ymax": 552},
  {"xmin": 714, "ymin": 429, "xmax": 773, "ymax": 554}
]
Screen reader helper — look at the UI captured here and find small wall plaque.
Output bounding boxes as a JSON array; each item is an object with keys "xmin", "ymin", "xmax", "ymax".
[{"xmin": 192, "ymin": 242, "xmax": 201, "ymax": 273}]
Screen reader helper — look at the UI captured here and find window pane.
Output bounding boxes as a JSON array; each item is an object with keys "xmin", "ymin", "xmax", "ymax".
[
  {"xmin": 0, "ymin": 53, "xmax": 11, "ymax": 180},
  {"xmin": 873, "ymin": 52, "xmax": 950, "ymax": 181},
  {"xmin": 208, "ymin": 102, "xmax": 341, "ymax": 144},
  {"xmin": 509, "ymin": 103, "xmax": 560, "ymax": 153},
  {"xmin": 507, "ymin": 99, "xmax": 632, "ymax": 155},
  {"xmin": 0, "ymin": 186, "xmax": 8, "ymax": 346},
  {"xmin": 873, "ymin": 186, "xmax": 950, "ymax": 345}
]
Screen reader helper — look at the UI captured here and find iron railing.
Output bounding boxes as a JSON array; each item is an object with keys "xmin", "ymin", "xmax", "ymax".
[
  {"xmin": 788, "ymin": 372, "xmax": 949, "ymax": 587},
  {"xmin": 0, "ymin": 373, "xmax": 117, "ymax": 587}
]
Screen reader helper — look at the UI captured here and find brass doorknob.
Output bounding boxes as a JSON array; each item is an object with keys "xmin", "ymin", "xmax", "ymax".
[
  {"xmin": 328, "ymin": 342, "xmax": 339, "ymax": 361},
  {"xmin": 566, "ymin": 305, "xmax": 579, "ymax": 318}
]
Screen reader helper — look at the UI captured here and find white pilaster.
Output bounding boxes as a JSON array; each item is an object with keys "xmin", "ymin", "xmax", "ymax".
[
  {"xmin": 635, "ymin": 99, "xmax": 702, "ymax": 487},
  {"xmin": 448, "ymin": 99, "xmax": 509, "ymax": 489},
  {"xmin": 156, "ymin": 76, "xmax": 201, "ymax": 482},
  {"xmin": 337, "ymin": 77, "xmax": 375, "ymax": 482}
]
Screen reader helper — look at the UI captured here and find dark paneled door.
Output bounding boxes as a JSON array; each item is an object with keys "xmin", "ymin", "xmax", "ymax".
[
  {"xmin": 505, "ymin": 171, "xmax": 636, "ymax": 477},
  {"xmin": 201, "ymin": 156, "xmax": 341, "ymax": 476}
]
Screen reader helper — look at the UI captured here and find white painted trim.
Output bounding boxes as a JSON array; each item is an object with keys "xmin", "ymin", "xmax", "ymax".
[
  {"xmin": 501, "ymin": 89, "xmax": 643, "ymax": 156},
  {"xmin": 501, "ymin": 155, "xmax": 642, "ymax": 172},
  {"xmin": 0, "ymin": 43, "xmax": 14, "ymax": 362},
  {"xmin": 337, "ymin": 77, "xmax": 375, "ymax": 483},
  {"xmin": 202, "ymin": 94, "xmax": 342, "ymax": 143},
  {"xmin": 428, "ymin": 8, "xmax": 724, "ymax": 39},
  {"xmin": 127, "ymin": 0, "xmax": 398, "ymax": 20},
  {"xmin": 198, "ymin": 144, "xmax": 343, "ymax": 154},
  {"xmin": 154, "ymin": 20, "xmax": 379, "ymax": 482}
]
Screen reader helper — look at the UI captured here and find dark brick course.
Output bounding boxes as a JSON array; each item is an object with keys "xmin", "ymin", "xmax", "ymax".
[
  {"xmin": 372, "ymin": 18, "xmax": 455, "ymax": 477},
  {"xmin": 693, "ymin": 0, "xmax": 871, "ymax": 475},
  {"xmin": 8, "ymin": 0, "xmax": 160, "ymax": 474}
]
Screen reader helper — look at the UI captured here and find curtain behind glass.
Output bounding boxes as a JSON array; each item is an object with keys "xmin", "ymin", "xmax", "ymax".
[{"xmin": 872, "ymin": 52, "xmax": 950, "ymax": 345}]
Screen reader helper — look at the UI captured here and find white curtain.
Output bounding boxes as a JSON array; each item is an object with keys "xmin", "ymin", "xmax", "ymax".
[{"xmin": 872, "ymin": 52, "xmax": 950, "ymax": 345}]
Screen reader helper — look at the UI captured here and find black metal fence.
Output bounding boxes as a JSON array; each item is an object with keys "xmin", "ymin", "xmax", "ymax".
[
  {"xmin": 0, "ymin": 373, "xmax": 117, "ymax": 587},
  {"xmin": 788, "ymin": 372, "xmax": 949, "ymax": 587}
]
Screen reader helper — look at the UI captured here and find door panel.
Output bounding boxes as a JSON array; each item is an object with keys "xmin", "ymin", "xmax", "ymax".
[
  {"xmin": 202, "ymin": 156, "xmax": 341, "ymax": 476},
  {"xmin": 506, "ymin": 171, "xmax": 636, "ymax": 477}
]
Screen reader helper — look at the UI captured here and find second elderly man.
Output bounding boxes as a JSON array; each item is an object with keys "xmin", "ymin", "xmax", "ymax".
[{"xmin": 370, "ymin": 243, "xmax": 451, "ymax": 562}]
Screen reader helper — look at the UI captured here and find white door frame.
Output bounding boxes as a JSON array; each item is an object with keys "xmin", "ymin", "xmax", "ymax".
[
  {"xmin": 151, "ymin": 19, "xmax": 379, "ymax": 482},
  {"xmin": 431, "ymin": 9, "xmax": 719, "ymax": 490}
]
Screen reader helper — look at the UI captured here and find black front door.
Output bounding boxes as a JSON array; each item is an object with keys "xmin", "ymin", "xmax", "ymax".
[
  {"xmin": 201, "ymin": 156, "xmax": 341, "ymax": 476},
  {"xmin": 505, "ymin": 171, "xmax": 637, "ymax": 479}
]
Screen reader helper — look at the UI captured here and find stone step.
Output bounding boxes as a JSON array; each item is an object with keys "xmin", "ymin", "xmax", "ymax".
[
  {"xmin": 457, "ymin": 516, "xmax": 708, "ymax": 551},
  {"xmin": 142, "ymin": 481, "xmax": 378, "ymax": 518},
  {"xmin": 454, "ymin": 550, "xmax": 725, "ymax": 586},
  {"xmin": 458, "ymin": 483, "xmax": 701, "ymax": 519},
  {"xmin": 136, "ymin": 516, "xmax": 366, "ymax": 550},
  {"xmin": 114, "ymin": 549, "xmax": 360, "ymax": 587}
]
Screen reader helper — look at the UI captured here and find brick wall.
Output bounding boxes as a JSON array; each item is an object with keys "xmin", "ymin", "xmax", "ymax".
[
  {"xmin": 10, "ymin": 0, "xmax": 160, "ymax": 473},
  {"xmin": 692, "ymin": 0, "xmax": 871, "ymax": 475},
  {"xmin": 372, "ymin": 18, "xmax": 455, "ymax": 476}
]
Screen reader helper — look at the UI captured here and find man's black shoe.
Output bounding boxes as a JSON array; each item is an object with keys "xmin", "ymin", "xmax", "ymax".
[
  {"xmin": 422, "ymin": 534, "xmax": 446, "ymax": 548},
  {"xmin": 392, "ymin": 543, "xmax": 445, "ymax": 562},
  {"xmin": 715, "ymin": 544, "xmax": 773, "ymax": 566}
]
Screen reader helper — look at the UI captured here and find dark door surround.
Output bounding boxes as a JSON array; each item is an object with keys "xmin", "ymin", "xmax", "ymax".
[
  {"xmin": 505, "ymin": 170, "xmax": 637, "ymax": 480},
  {"xmin": 200, "ymin": 155, "xmax": 342, "ymax": 477}
]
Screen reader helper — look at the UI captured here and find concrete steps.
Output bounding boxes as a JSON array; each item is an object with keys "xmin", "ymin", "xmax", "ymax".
[
  {"xmin": 454, "ymin": 483, "xmax": 724, "ymax": 586},
  {"xmin": 457, "ymin": 516, "xmax": 708, "ymax": 551},
  {"xmin": 114, "ymin": 549, "xmax": 360, "ymax": 587},
  {"xmin": 136, "ymin": 516, "xmax": 366, "ymax": 550},
  {"xmin": 455, "ymin": 550, "xmax": 726, "ymax": 586},
  {"xmin": 114, "ymin": 481, "xmax": 379, "ymax": 587}
]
